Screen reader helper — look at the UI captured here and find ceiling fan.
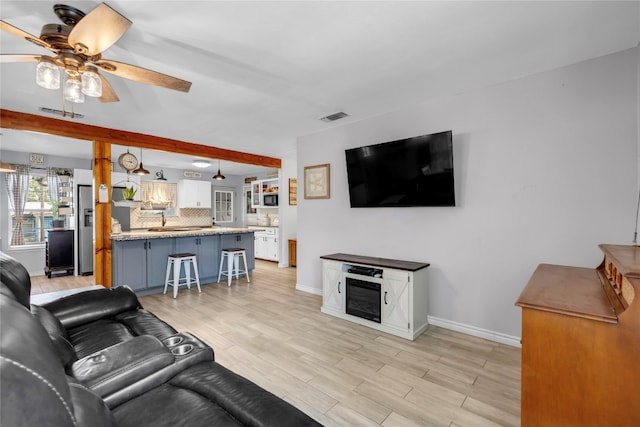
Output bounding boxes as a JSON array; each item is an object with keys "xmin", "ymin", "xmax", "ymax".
[{"xmin": 0, "ymin": 2, "xmax": 192, "ymax": 106}]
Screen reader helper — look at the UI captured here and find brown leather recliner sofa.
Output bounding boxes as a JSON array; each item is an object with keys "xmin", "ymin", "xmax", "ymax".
[{"xmin": 0, "ymin": 251, "xmax": 321, "ymax": 426}]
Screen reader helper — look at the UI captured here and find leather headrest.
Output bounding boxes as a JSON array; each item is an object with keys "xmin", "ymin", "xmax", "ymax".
[
  {"xmin": 0, "ymin": 294, "xmax": 75, "ymax": 426},
  {"xmin": 0, "ymin": 251, "xmax": 31, "ymax": 309}
]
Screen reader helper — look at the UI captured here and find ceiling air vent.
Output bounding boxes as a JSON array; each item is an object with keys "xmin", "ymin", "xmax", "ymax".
[
  {"xmin": 39, "ymin": 107, "xmax": 84, "ymax": 118},
  {"xmin": 320, "ymin": 111, "xmax": 349, "ymax": 123}
]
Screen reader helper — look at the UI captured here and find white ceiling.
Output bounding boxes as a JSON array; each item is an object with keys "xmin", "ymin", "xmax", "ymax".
[{"xmin": 1, "ymin": 1, "xmax": 638, "ymax": 174}]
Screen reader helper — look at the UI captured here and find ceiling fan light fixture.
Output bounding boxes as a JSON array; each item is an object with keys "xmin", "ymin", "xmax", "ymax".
[
  {"xmin": 36, "ymin": 58, "xmax": 60, "ymax": 90},
  {"xmin": 213, "ymin": 160, "xmax": 226, "ymax": 180},
  {"xmin": 192, "ymin": 160, "xmax": 211, "ymax": 168},
  {"xmin": 64, "ymin": 75, "xmax": 85, "ymax": 103},
  {"xmin": 81, "ymin": 66, "xmax": 102, "ymax": 97}
]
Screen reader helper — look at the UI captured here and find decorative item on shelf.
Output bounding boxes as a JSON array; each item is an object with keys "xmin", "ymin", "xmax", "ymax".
[
  {"xmin": 56, "ymin": 168, "xmax": 72, "ymax": 182},
  {"xmin": 50, "ymin": 201, "xmax": 66, "ymax": 229},
  {"xmin": 112, "ymin": 176, "xmax": 142, "ymax": 208},
  {"xmin": 155, "ymin": 170, "xmax": 167, "ymax": 181},
  {"xmin": 132, "ymin": 148, "xmax": 149, "ymax": 175},
  {"xmin": 122, "ymin": 186, "xmax": 137, "ymax": 201},
  {"xmin": 304, "ymin": 163, "xmax": 330, "ymax": 199},
  {"xmin": 213, "ymin": 160, "xmax": 225, "ymax": 180}
]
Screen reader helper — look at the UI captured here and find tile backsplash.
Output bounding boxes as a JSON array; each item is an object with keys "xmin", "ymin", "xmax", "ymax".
[{"xmin": 130, "ymin": 208, "xmax": 212, "ymax": 229}]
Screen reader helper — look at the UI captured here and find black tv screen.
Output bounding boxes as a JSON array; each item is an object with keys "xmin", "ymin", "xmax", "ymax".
[{"xmin": 345, "ymin": 130, "xmax": 455, "ymax": 207}]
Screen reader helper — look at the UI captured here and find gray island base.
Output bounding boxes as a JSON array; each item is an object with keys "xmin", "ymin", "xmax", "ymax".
[{"xmin": 112, "ymin": 228, "xmax": 256, "ymax": 294}]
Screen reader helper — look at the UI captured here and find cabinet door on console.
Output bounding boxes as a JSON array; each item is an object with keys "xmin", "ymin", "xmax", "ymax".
[
  {"xmin": 322, "ymin": 260, "xmax": 345, "ymax": 313},
  {"xmin": 382, "ymin": 269, "xmax": 411, "ymax": 332}
]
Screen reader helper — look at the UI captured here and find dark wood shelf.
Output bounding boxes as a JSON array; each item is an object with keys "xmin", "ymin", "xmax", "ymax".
[{"xmin": 320, "ymin": 253, "xmax": 429, "ymax": 272}]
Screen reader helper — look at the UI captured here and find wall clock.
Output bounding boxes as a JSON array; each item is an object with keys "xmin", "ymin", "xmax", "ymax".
[{"xmin": 118, "ymin": 149, "xmax": 138, "ymax": 172}]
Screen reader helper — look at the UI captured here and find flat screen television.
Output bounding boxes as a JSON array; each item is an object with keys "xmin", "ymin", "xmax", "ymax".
[{"xmin": 345, "ymin": 130, "xmax": 455, "ymax": 207}]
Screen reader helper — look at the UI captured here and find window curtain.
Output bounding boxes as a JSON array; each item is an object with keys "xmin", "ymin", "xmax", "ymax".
[
  {"xmin": 141, "ymin": 182, "xmax": 177, "ymax": 208},
  {"xmin": 46, "ymin": 167, "xmax": 60, "ymax": 206},
  {"xmin": 4, "ymin": 164, "xmax": 30, "ymax": 246}
]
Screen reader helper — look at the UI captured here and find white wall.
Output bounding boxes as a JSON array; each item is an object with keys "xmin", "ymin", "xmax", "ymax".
[
  {"xmin": 278, "ymin": 158, "xmax": 298, "ymax": 268},
  {"xmin": 296, "ymin": 48, "xmax": 639, "ymax": 342}
]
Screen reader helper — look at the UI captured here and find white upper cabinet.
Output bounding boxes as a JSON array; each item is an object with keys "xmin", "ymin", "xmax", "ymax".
[{"xmin": 178, "ymin": 179, "xmax": 211, "ymax": 208}]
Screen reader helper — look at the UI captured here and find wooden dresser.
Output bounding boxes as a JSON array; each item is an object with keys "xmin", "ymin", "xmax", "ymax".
[{"xmin": 516, "ymin": 244, "xmax": 640, "ymax": 426}]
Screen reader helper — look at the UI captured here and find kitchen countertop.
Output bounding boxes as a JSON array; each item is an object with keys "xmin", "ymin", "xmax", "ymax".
[{"xmin": 111, "ymin": 226, "xmax": 261, "ymax": 241}]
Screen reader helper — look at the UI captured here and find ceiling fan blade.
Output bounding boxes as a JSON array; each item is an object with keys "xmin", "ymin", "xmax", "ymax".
[
  {"xmin": 93, "ymin": 59, "xmax": 192, "ymax": 93},
  {"xmin": 68, "ymin": 3, "xmax": 132, "ymax": 56},
  {"xmin": 98, "ymin": 74, "xmax": 119, "ymax": 103},
  {"xmin": 0, "ymin": 54, "xmax": 43, "ymax": 63},
  {"xmin": 1, "ymin": 20, "xmax": 52, "ymax": 51}
]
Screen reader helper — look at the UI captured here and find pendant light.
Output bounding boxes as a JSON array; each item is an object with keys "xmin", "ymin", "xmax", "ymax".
[
  {"xmin": 213, "ymin": 160, "xmax": 225, "ymax": 180},
  {"xmin": 133, "ymin": 148, "xmax": 150, "ymax": 175}
]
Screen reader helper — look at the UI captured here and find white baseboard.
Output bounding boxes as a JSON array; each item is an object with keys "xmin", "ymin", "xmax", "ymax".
[
  {"xmin": 296, "ymin": 283, "xmax": 322, "ymax": 295},
  {"xmin": 428, "ymin": 315, "xmax": 521, "ymax": 348}
]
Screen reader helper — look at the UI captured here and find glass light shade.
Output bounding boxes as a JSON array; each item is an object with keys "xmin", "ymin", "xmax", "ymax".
[
  {"xmin": 36, "ymin": 60, "xmax": 60, "ymax": 89},
  {"xmin": 192, "ymin": 160, "xmax": 211, "ymax": 168},
  {"xmin": 81, "ymin": 69, "xmax": 102, "ymax": 97},
  {"xmin": 64, "ymin": 76, "xmax": 85, "ymax": 103}
]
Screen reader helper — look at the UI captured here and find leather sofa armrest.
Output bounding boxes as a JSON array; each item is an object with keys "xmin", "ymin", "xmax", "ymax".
[
  {"xmin": 42, "ymin": 287, "xmax": 142, "ymax": 329},
  {"xmin": 71, "ymin": 335, "xmax": 173, "ymax": 398}
]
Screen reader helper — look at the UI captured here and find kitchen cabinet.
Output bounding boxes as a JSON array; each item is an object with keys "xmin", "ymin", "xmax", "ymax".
[
  {"xmin": 175, "ymin": 234, "xmax": 221, "ymax": 283},
  {"xmin": 221, "ymin": 233, "xmax": 255, "ymax": 271},
  {"xmin": 253, "ymin": 228, "xmax": 279, "ymax": 262},
  {"xmin": 320, "ymin": 254, "xmax": 430, "ymax": 340},
  {"xmin": 251, "ymin": 178, "xmax": 279, "ymax": 208},
  {"xmin": 178, "ymin": 179, "xmax": 211, "ymax": 208},
  {"xmin": 112, "ymin": 238, "xmax": 173, "ymax": 290}
]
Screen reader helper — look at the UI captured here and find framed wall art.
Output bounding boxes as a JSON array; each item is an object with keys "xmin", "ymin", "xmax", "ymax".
[
  {"xmin": 304, "ymin": 163, "xmax": 330, "ymax": 199},
  {"xmin": 289, "ymin": 178, "xmax": 297, "ymax": 205}
]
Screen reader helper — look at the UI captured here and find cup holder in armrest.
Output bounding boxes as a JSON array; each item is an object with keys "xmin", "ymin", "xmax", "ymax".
[
  {"xmin": 171, "ymin": 344, "xmax": 194, "ymax": 356},
  {"xmin": 162, "ymin": 335, "xmax": 184, "ymax": 347}
]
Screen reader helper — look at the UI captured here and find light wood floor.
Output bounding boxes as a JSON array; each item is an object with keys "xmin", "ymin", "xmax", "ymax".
[{"xmin": 30, "ymin": 261, "xmax": 521, "ymax": 426}]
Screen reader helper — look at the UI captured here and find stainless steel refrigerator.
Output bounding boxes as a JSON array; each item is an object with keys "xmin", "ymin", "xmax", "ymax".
[{"xmin": 77, "ymin": 185, "xmax": 94, "ymax": 276}]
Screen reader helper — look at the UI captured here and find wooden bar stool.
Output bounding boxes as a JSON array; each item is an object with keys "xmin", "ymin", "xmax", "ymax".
[
  {"xmin": 217, "ymin": 248, "xmax": 250, "ymax": 287},
  {"xmin": 164, "ymin": 253, "xmax": 201, "ymax": 298}
]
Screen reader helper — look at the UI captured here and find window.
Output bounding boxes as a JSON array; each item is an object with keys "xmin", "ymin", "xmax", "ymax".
[
  {"xmin": 8, "ymin": 173, "xmax": 57, "ymax": 246},
  {"xmin": 214, "ymin": 190, "xmax": 234, "ymax": 224}
]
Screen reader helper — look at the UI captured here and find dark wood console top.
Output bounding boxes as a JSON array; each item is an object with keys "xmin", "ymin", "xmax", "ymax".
[{"xmin": 320, "ymin": 253, "xmax": 429, "ymax": 272}]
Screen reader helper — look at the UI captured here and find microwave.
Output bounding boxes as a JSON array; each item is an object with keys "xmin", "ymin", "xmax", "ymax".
[{"xmin": 263, "ymin": 194, "xmax": 278, "ymax": 206}]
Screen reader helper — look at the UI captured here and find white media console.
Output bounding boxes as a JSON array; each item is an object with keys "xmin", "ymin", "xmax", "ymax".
[{"xmin": 320, "ymin": 253, "xmax": 430, "ymax": 340}]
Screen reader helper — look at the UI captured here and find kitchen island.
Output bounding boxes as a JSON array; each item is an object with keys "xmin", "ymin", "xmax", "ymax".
[{"xmin": 111, "ymin": 227, "xmax": 256, "ymax": 294}]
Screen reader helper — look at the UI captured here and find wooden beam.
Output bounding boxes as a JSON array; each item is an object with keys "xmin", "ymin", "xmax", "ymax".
[
  {"xmin": 0, "ymin": 109, "xmax": 281, "ymax": 168},
  {"xmin": 93, "ymin": 141, "xmax": 112, "ymax": 288}
]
